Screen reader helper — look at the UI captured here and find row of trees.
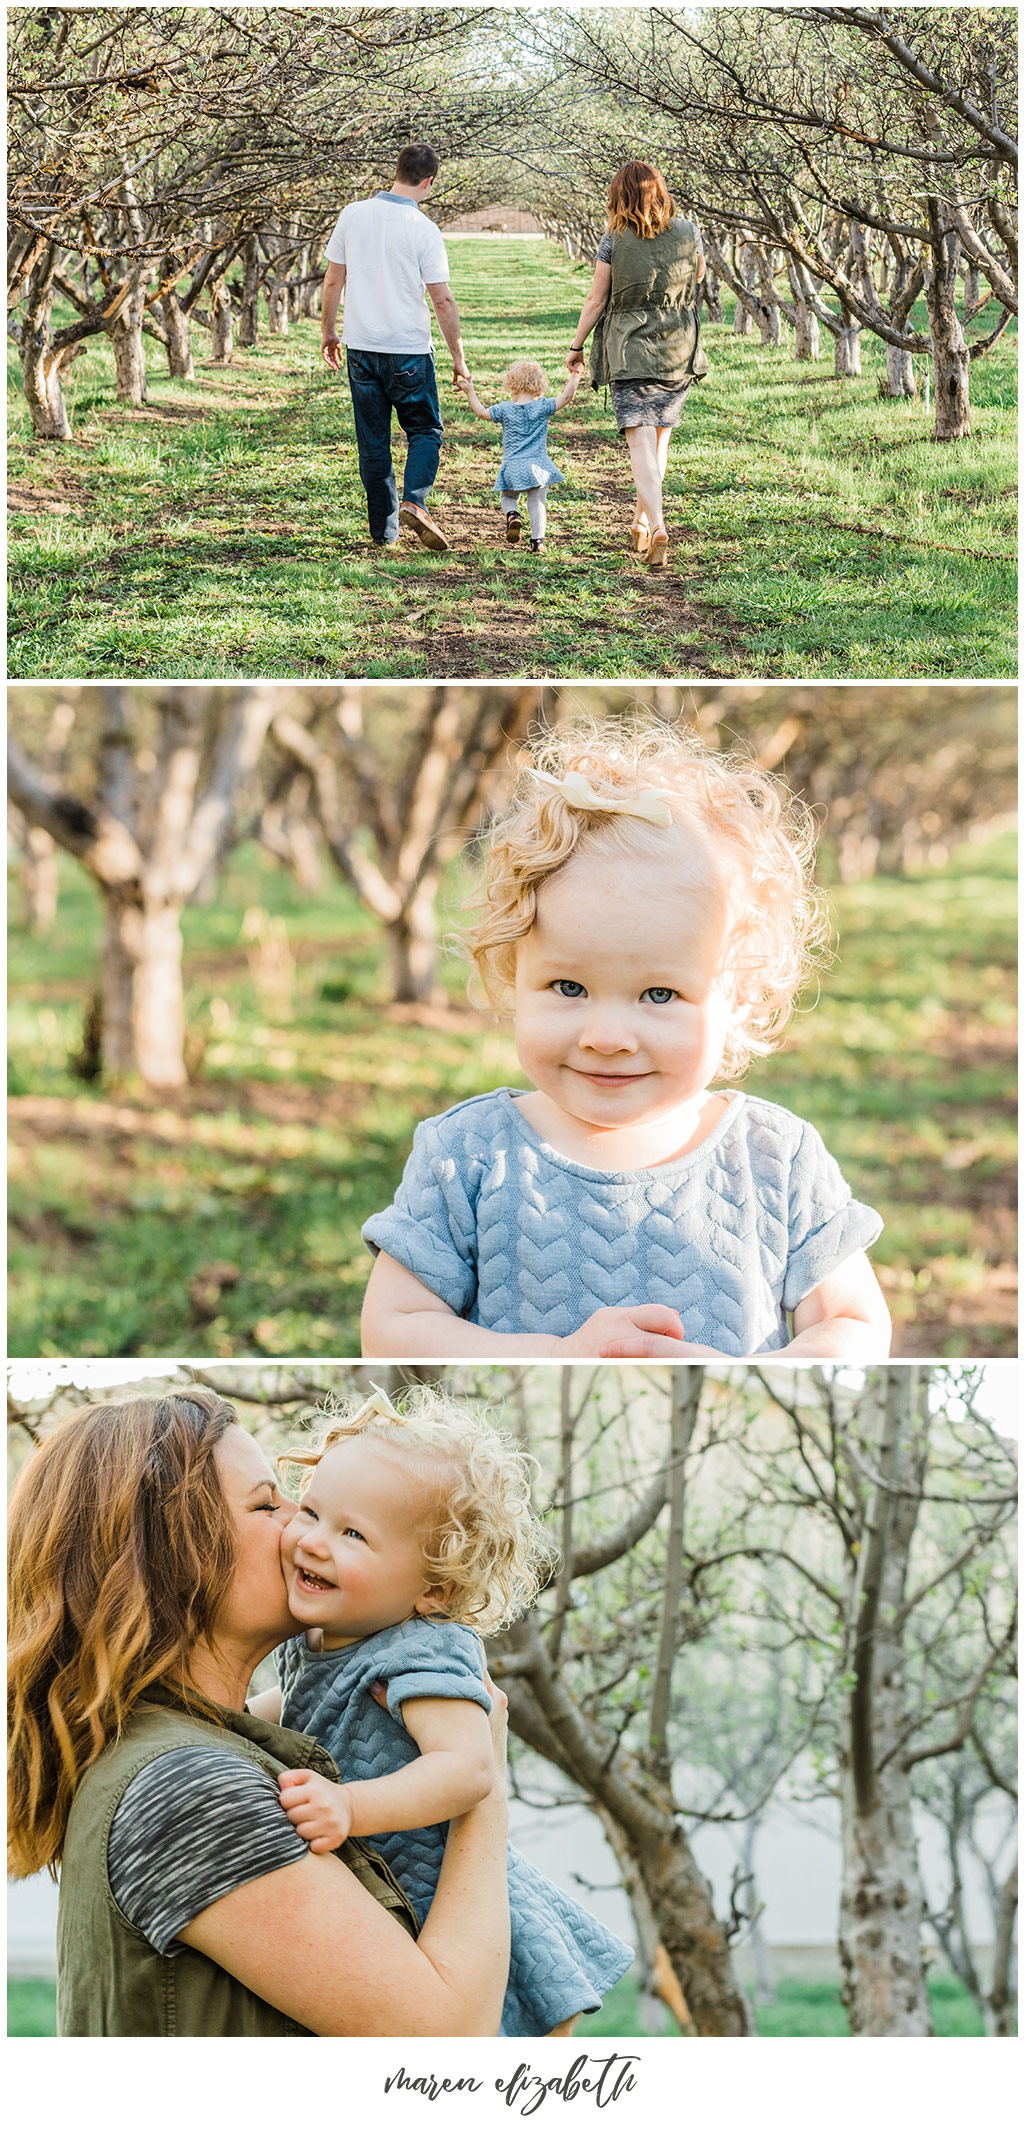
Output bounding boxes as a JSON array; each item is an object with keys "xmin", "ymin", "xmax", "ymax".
[
  {"xmin": 7, "ymin": 6, "xmax": 505, "ymax": 436},
  {"xmin": 8, "ymin": 681, "xmax": 1014, "ymax": 1091},
  {"xmin": 520, "ymin": 7, "xmax": 1017, "ymax": 433},
  {"xmin": 9, "ymin": 9, "xmax": 1016, "ymax": 441},
  {"xmin": 8, "ymin": 1362, "xmax": 1016, "ymax": 2036}
]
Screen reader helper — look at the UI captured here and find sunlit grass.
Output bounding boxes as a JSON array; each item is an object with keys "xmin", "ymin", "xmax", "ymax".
[{"xmin": 8, "ymin": 241, "xmax": 1016, "ymax": 678}]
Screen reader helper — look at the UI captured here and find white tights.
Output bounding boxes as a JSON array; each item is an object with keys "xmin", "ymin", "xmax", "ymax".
[{"xmin": 501, "ymin": 486, "xmax": 546, "ymax": 539}]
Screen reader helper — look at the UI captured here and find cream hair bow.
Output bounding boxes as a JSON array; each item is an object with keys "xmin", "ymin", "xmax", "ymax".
[
  {"xmin": 531, "ymin": 766, "xmax": 674, "ymax": 827},
  {"xmin": 352, "ymin": 1383, "xmax": 405, "ymax": 1429}
]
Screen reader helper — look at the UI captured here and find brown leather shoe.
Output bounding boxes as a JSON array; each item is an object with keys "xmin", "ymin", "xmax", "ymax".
[
  {"xmin": 629, "ymin": 521, "xmax": 650, "ymax": 555},
  {"xmin": 398, "ymin": 502, "xmax": 448, "ymax": 551},
  {"xmin": 504, "ymin": 511, "xmax": 522, "ymax": 544},
  {"xmin": 647, "ymin": 530, "xmax": 669, "ymax": 569}
]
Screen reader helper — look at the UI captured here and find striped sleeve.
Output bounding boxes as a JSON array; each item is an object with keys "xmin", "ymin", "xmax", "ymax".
[{"xmin": 107, "ymin": 1746, "xmax": 309, "ymax": 1955}]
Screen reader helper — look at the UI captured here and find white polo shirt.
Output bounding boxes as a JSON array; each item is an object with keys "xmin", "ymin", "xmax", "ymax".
[{"xmin": 324, "ymin": 193, "xmax": 451, "ymax": 353}]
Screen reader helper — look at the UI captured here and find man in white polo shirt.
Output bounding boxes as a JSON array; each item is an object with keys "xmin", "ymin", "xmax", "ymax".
[{"xmin": 321, "ymin": 142, "xmax": 468, "ymax": 552}]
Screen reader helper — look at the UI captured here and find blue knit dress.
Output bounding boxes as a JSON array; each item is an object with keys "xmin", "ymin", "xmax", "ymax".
[
  {"xmin": 488, "ymin": 398, "xmax": 565, "ymax": 491},
  {"xmin": 278, "ymin": 1618, "xmax": 634, "ymax": 2035}
]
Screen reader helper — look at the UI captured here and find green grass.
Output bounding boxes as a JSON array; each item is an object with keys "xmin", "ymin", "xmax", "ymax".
[
  {"xmin": 7, "ymin": 1969, "xmax": 997, "ymax": 2038},
  {"xmin": 7, "ymin": 831, "xmax": 1015, "ymax": 1359},
  {"xmin": 7, "ymin": 1979, "xmax": 60, "ymax": 2037},
  {"xmin": 7, "ymin": 240, "xmax": 1016, "ymax": 678}
]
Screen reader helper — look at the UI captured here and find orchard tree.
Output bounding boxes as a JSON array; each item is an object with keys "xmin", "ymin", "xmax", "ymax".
[
  {"xmin": 271, "ymin": 683, "xmax": 553, "ymax": 1001},
  {"xmin": 7, "ymin": 684, "xmax": 276, "ymax": 1090}
]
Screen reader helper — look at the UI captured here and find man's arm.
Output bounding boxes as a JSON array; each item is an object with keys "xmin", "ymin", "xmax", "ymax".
[
  {"xmin": 321, "ymin": 260, "xmax": 346, "ymax": 370},
  {"xmin": 426, "ymin": 280, "xmax": 468, "ymax": 381}
]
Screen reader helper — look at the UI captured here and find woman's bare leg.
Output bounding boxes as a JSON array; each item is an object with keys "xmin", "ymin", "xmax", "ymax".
[
  {"xmin": 625, "ymin": 426, "xmax": 665, "ymax": 536},
  {"xmin": 547, "ymin": 2016, "xmax": 580, "ymax": 2037},
  {"xmin": 655, "ymin": 425, "xmax": 672, "ymax": 480}
]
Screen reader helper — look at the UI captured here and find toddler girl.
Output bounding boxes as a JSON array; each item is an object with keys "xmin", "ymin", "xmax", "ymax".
[
  {"xmin": 261, "ymin": 1384, "xmax": 633, "ymax": 2038},
  {"xmin": 458, "ymin": 357, "xmax": 580, "ymax": 550},
  {"xmin": 361, "ymin": 719, "xmax": 892, "ymax": 1361}
]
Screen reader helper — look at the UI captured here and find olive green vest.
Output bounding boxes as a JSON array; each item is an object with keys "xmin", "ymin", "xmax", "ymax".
[
  {"xmin": 591, "ymin": 217, "xmax": 702, "ymax": 386},
  {"xmin": 56, "ymin": 1699, "xmax": 417, "ymax": 2036}
]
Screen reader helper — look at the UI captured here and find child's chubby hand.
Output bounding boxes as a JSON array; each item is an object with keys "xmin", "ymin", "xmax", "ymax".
[
  {"xmin": 278, "ymin": 1767, "xmax": 354, "ymax": 1854},
  {"xmin": 558, "ymin": 1305, "xmax": 728, "ymax": 1359},
  {"xmin": 455, "ymin": 370, "xmax": 472, "ymax": 394}
]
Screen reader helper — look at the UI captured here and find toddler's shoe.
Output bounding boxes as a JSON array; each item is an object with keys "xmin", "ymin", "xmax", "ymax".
[
  {"xmin": 504, "ymin": 511, "xmax": 522, "ymax": 544},
  {"xmin": 530, "ymin": 537, "xmax": 545, "ymax": 553}
]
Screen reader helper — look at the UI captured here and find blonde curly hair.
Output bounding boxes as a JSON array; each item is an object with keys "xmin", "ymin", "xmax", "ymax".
[
  {"xmin": 279, "ymin": 1386, "xmax": 558, "ymax": 1634},
  {"xmin": 466, "ymin": 716, "xmax": 830, "ymax": 1079},
  {"xmin": 503, "ymin": 358, "xmax": 549, "ymax": 398}
]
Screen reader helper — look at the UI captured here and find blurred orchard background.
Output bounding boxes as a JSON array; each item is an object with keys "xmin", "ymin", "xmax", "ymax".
[
  {"xmin": 7, "ymin": 680, "xmax": 1016, "ymax": 1359},
  {"xmin": 7, "ymin": 1359, "xmax": 1017, "ymax": 2038}
]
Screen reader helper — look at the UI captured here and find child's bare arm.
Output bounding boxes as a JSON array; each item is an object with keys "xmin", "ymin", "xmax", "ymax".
[
  {"xmin": 278, "ymin": 1700, "xmax": 494, "ymax": 1853},
  {"xmin": 362, "ymin": 1253, "xmax": 694, "ymax": 1358},
  {"xmin": 784, "ymin": 1252, "xmax": 892, "ymax": 1358},
  {"xmin": 552, "ymin": 372, "xmax": 582, "ymax": 413},
  {"xmin": 457, "ymin": 374, "xmax": 493, "ymax": 420},
  {"xmin": 247, "ymin": 1686, "xmax": 283, "ymax": 1722}
]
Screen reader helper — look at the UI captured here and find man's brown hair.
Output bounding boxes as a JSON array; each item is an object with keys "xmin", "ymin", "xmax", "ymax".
[{"xmin": 395, "ymin": 143, "xmax": 439, "ymax": 186}]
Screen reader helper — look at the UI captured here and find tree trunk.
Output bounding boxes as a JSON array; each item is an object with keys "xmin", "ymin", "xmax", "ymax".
[
  {"xmin": 210, "ymin": 278, "xmax": 234, "ymax": 362},
  {"xmin": 733, "ymin": 298, "xmax": 753, "ymax": 336},
  {"xmin": 837, "ymin": 1373, "xmax": 933, "ymax": 2035},
  {"xmin": 385, "ymin": 874, "xmax": 439, "ymax": 1002},
  {"xmin": 101, "ymin": 885, "xmax": 187, "ymax": 1089},
  {"xmin": 238, "ymin": 237, "xmax": 260, "ymax": 346},
  {"xmin": 793, "ymin": 302, "xmax": 820, "ymax": 360},
  {"xmin": 986, "ymin": 1861, "xmax": 1017, "ymax": 2037},
  {"xmin": 703, "ymin": 265, "xmax": 723, "ymax": 323},
  {"xmin": 110, "ymin": 276, "xmax": 148, "ymax": 403},
  {"xmin": 18, "ymin": 825, "xmax": 60, "ymax": 931},
  {"xmin": 925, "ymin": 224, "xmax": 971, "ymax": 440},
  {"xmin": 267, "ymin": 275, "xmax": 290, "ymax": 336},
  {"xmin": 881, "ymin": 343, "xmax": 917, "ymax": 398},
  {"xmin": 835, "ymin": 321, "xmax": 862, "ymax": 377},
  {"xmin": 624, "ymin": 1805, "xmax": 751, "ymax": 2034},
  {"xmin": 741, "ymin": 1821, "xmax": 776, "ymax": 2004},
  {"xmin": 16, "ymin": 271, "xmax": 73, "ymax": 440},
  {"xmin": 749, "ymin": 247, "xmax": 782, "ymax": 344},
  {"xmin": 162, "ymin": 280, "xmax": 195, "ymax": 379},
  {"xmin": 962, "ymin": 261, "xmax": 981, "ymax": 314}
]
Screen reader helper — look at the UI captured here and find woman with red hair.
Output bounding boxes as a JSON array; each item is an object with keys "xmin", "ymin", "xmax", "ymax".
[{"xmin": 567, "ymin": 162, "xmax": 705, "ymax": 569}]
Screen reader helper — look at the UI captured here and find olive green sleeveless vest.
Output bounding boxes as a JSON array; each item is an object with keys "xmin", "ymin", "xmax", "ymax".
[
  {"xmin": 591, "ymin": 217, "xmax": 702, "ymax": 386},
  {"xmin": 57, "ymin": 1700, "xmax": 417, "ymax": 2036}
]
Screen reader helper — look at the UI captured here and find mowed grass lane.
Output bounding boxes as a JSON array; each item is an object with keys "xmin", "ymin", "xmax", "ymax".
[{"xmin": 7, "ymin": 239, "xmax": 1016, "ymax": 679}]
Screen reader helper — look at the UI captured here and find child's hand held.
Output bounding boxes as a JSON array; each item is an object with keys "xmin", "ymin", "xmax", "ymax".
[{"xmin": 278, "ymin": 1767, "xmax": 353, "ymax": 1853}]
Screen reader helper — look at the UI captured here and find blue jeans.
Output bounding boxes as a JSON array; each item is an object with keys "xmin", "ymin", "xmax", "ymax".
[{"xmin": 345, "ymin": 350, "xmax": 444, "ymax": 543}]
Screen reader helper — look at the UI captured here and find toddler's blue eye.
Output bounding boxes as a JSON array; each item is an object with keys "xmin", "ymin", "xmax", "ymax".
[
  {"xmin": 643, "ymin": 986, "xmax": 678, "ymax": 1005},
  {"xmin": 343, "ymin": 1527, "xmax": 366, "ymax": 1543},
  {"xmin": 552, "ymin": 979, "xmax": 586, "ymax": 998}
]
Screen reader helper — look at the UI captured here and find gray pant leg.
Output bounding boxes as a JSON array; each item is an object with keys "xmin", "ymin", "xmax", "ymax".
[{"xmin": 499, "ymin": 490, "xmax": 520, "ymax": 516}]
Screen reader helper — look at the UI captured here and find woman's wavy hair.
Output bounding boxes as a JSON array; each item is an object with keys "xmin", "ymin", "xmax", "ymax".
[
  {"xmin": 8, "ymin": 1387, "xmax": 239, "ymax": 1879},
  {"xmin": 607, "ymin": 161, "xmax": 675, "ymax": 240},
  {"xmin": 466, "ymin": 716, "xmax": 830, "ymax": 1079},
  {"xmin": 279, "ymin": 1387, "xmax": 558, "ymax": 1636},
  {"xmin": 504, "ymin": 358, "xmax": 548, "ymax": 398}
]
